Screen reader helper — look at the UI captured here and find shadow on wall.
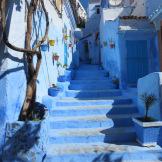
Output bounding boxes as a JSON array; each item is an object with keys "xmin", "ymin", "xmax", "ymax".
[
  {"xmin": 0, "ymin": 0, "xmax": 27, "ymax": 79},
  {"xmin": 0, "ymin": 122, "xmax": 42, "ymax": 162}
]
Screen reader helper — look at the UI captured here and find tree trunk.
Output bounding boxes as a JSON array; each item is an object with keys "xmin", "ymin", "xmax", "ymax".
[{"xmin": 1, "ymin": 0, "xmax": 49, "ymax": 121}]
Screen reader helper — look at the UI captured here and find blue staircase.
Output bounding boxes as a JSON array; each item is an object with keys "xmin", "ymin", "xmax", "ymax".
[{"xmin": 45, "ymin": 64, "xmax": 162, "ymax": 162}]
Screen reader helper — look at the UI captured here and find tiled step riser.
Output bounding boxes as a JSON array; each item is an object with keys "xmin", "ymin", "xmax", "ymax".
[
  {"xmin": 56, "ymin": 99, "xmax": 132, "ymax": 106},
  {"xmin": 69, "ymin": 84, "xmax": 115, "ymax": 90},
  {"xmin": 50, "ymin": 118, "xmax": 134, "ymax": 129},
  {"xmin": 49, "ymin": 133, "xmax": 136, "ymax": 144},
  {"xmin": 51, "ymin": 107, "xmax": 138, "ymax": 117},
  {"xmin": 65, "ymin": 91, "xmax": 122, "ymax": 98}
]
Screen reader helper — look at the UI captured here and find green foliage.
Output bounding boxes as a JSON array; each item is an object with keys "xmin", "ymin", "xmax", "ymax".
[
  {"xmin": 63, "ymin": 64, "xmax": 67, "ymax": 69},
  {"xmin": 53, "ymin": 52, "xmax": 59, "ymax": 56},
  {"xmin": 56, "ymin": 61, "xmax": 62, "ymax": 68},
  {"xmin": 140, "ymin": 93, "xmax": 157, "ymax": 120}
]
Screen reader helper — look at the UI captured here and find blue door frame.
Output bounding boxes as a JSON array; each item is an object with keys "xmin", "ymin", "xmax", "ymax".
[{"xmin": 126, "ymin": 40, "xmax": 149, "ymax": 85}]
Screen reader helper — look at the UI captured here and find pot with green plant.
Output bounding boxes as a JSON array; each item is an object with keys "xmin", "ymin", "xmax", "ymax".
[
  {"xmin": 112, "ymin": 77, "xmax": 120, "ymax": 89},
  {"xmin": 52, "ymin": 52, "xmax": 59, "ymax": 61},
  {"xmin": 133, "ymin": 93, "xmax": 162, "ymax": 146}
]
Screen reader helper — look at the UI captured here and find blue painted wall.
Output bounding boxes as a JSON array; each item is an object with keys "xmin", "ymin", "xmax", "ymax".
[
  {"xmin": 100, "ymin": 17, "xmax": 121, "ymax": 78},
  {"xmin": 0, "ymin": 0, "xmax": 78, "ymax": 152},
  {"xmin": 100, "ymin": 8, "xmax": 160, "ymax": 88}
]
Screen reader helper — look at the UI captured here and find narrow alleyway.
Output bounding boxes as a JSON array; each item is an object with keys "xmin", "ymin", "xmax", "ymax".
[{"xmin": 45, "ymin": 64, "xmax": 162, "ymax": 162}]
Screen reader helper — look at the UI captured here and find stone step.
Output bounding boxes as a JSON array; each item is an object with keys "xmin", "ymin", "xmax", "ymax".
[
  {"xmin": 74, "ymin": 75, "xmax": 108, "ymax": 80},
  {"xmin": 49, "ymin": 127, "xmax": 136, "ymax": 144},
  {"xmin": 69, "ymin": 82, "xmax": 115, "ymax": 90},
  {"xmin": 70, "ymin": 79, "xmax": 113, "ymax": 84},
  {"xmin": 56, "ymin": 97, "xmax": 133, "ymax": 106},
  {"xmin": 49, "ymin": 114, "xmax": 139, "ymax": 129},
  {"xmin": 51, "ymin": 104, "xmax": 138, "ymax": 117},
  {"xmin": 78, "ymin": 64, "xmax": 101, "ymax": 70},
  {"xmin": 65, "ymin": 89, "xmax": 122, "ymax": 98},
  {"xmin": 45, "ymin": 143, "xmax": 162, "ymax": 162}
]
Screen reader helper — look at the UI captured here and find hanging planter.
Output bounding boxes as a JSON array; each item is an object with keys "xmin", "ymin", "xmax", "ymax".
[
  {"xmin": 41, "ymin": 44, "xmax": 48, "ymax": 52},
  {"xmin": 49, "ymin": 40, "xmax": 55, "ymax": 46},
  {"xmin": 52, "ymin": 53, "xmax": 59, "ymax": 61},
  {"xmin": 109, "ymin": 40, "xmax": 115, "ymax": 49},
  {"xmin": 103, "ymin": 41, "xmax": 107, "ymax": 47},
  {"xmin": 68, "ymin": 43, "xmax": 73, "ymax": 48},
  {"xmin": 64, "ymin": 35, "xmax": 69, "ymax": 41}
]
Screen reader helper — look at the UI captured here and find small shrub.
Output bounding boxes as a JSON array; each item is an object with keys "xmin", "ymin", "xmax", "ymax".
[{"xmin": 140, "ymin": 93, "xmax": 157, "ymax": 121}]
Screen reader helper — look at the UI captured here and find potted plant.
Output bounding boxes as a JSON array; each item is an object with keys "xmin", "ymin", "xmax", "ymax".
[
  {"xmin": 112, "ymin": 77, "xmax": 119, "ymax": 89},
  {"xmin": 48, "ymin": 39, "xmax": 55, "ymax": 46},
  {"xmin": 68, "ymin": 43, "xmax": 72, "ymax": 48},
  {"xmin": 133, "ymin": 93, "xmax": 162, "ymax": 146},
  {"xmin": 104, "ymin": 72, "xmax": 110, "ymax": 78},
  {"xmin": 2, "ymin": 102, "xmax": 48, "ymax": 162},
  {"xmin": 52, "ymin": 53, "xmax": 59, "ymax": 61},
  {"xmin": 64, "ymin": 34, "xmax": 69, "ymax": 41},
  {"xmin": 48, "ymin": 84, "xmax": 62, "ymax": 97},
  {"xmin": 40, "ymin": 44, "xmax": 48, "ymax": 51},
  {"xmin": 109, "ymin": 40, "xmax": 115, "ymax": 49},
  {"xmin": 63, "ymin": 64, "xmax": 68, "ymax": 69},
  {"xmin": 103, "ymin": 41, "xmax": 107, "ymax": 47},
  {"xmin": 56, "ymin": 62, "xmax": 62, "ymax": 68}
]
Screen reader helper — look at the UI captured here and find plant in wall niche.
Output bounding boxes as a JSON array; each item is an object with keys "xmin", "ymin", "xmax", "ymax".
[
  {"xmin": 112, "ymin": 77, "xmax": 119, "ymax": 89},
  {"xmin": 53, "ymin": 52, "xmax": 60, "ymax": 61},
  {"xmin": 133, "ymin": 93, "xmax": 162, "ymax": 146},
  {"xmin": 140, "ymin": 93, "xmax": 157, "ymax": 121}
]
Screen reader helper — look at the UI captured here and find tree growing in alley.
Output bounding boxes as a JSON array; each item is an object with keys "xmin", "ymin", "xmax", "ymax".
[{"xmin": 0, "ymin": 0, "xmax": 49, "ymax": 121}]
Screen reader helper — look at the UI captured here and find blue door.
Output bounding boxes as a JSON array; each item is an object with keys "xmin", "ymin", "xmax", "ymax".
[{"xmin": 126, "ymin": 40, "xmax": 148, "ymax": 85}]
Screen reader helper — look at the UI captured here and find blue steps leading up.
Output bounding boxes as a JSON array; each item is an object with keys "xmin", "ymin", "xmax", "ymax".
[
  {"xmin": 69, "ymin": 82, "xmax": 115, "ymax": 90},
  {"xmin": 46, "ymin": 64, "xmax": 162, "ymax": 162},
  {"xmin": 49, "ymin": 127, "xmax": 136, "ymax": 144},
  {"xmin": 49, "ymin": 114, "xmax": 138, "ymax": 129},
  {"xmin": 51, "ymin": 104, "xmax": 138, "ymax": 117},
  {"xmin": 56, "ymin": 97, "xmax": 133, "ymax": 106},
  {"xmin": 65, "ymin": 89, "xmax": 122, "ymax": 98}
]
